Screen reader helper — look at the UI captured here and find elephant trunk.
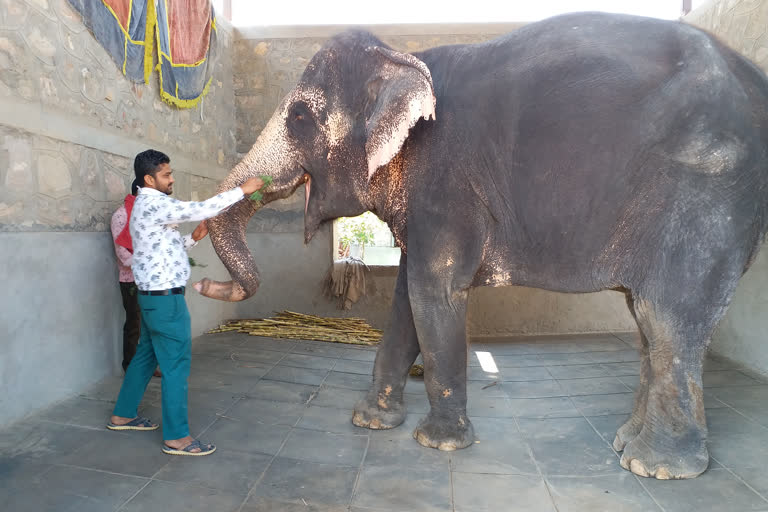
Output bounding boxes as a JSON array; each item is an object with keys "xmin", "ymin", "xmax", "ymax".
[
  {"xmin": 194, "ymin": 107, "xmax": 306, "ymax": 302},
  {"xmin": 196, "ymin": 197, "xmax": 259, "ymax": 302}
]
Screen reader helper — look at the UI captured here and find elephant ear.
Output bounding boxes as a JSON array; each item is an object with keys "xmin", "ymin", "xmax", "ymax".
[{"xmin": 364, "ymin": 46, "xmax": 436, "ymax": 180}]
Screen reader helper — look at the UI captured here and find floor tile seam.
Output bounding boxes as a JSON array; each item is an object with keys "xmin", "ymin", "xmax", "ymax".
[
  {"xmin": 497, "ymin": 359, "xmax": 632, "ymax": 366},
  {"xmin": 290, "ymin": 425, "xmax": 369, "ymax": 439},
  {"xmin": 503, "ymin": 411, "xmax": 586, "ymax": 420},
  {"xmin": 304, "ymin": 358, "xmax": 339, "ymax": 409},
  {"xmin": 552, "ymin": 381, "xmax": 635, "ymax": 396},
  {"xmin": 326, "ymin": 368, "xmax": 379, "ymax": 378},
  {"xmin": 287, "ymin": 348, "xmax": 346, "ymax": 361},
  {"xmin": 610, "ymin": 332, "xmax": 630, "ymax": 344},
  {"xmin": 707, "ymin": 452, "xmax": 763, "ymax": 471},
  {"xmin": 233, "ymin": 336, "xmax": 299, "ymax": 350},
  {"xmin": 508, "ymin": 414, "xmax": 544, "ymax": 480},
  {"xmin": 241, "ymin": 347, "xmax": 297, "ymax": 396},
  {"xmin": 9, "ymin": 457, "xmax": 57, "ymax": 480},
  {"xmin": 35, "ymin": 418, "xmax": 114, "ymax": 432},
  {"xmin": 196, "ymin": 385, "xmax": 251, "ymax": 438},
  {"xmin": 493, "ymin": 365, "xmax": 619, "ymax": 373},
  {"xmin": 707, "ymin": 399, "xmax": 768, "ymax": 432},
  {"xmin": 191, "ymin": 349, "xmax": 287, "ymax": 361},
  {"xmin": 115, "ymin": 477, "xmax": 154, "ymax": 512},
  {"xmin": 237, "ymin": 424, "xmax": 301, "ymax": 510},
  {"xmin": 345, "ymin": 434, "xmax": 371, "ymax": 510},
  {"xmin": 49, "ymin": 461, "xmax": 157, "ymax": 481},
  {"xmin": 241, "ymin": 382, "xmax": 358, "ymax": 509},
  {"xmin": 258, "ymin": 375, "xmax": 331, "ymax": 388},
  {"xmin": 193, "ymin": 341, "xmax": 253, "ymax": 351},
  {"xmin": 449, "ymin": 457, "xmax": 456, "ymax": 512},
  {"xmin": 196, "ymin": 405, "xmax": 239, "ymax": 438},
  {"xmin": 706, "ymin": 382, "xmax": 768, "ymax": 390},
  {"xmin": 566, "ymin": 395, "xmax": 622, "ymax": 459},
  {"xmin": 566, "ymin": 390, "xmax": 635, "ymax": 398},
  {"xmin": 541, "ymin": 478, "xmax": 561, "ymax": 512},
  {"xmin": 73, "ymin": 395, "xmax": 119, "ymax": 404},
  {"xmin": 564, "ymin": 393, "xmax": 666, "ymax": 510},
  {"xmin": 147, "ymin": 474, "xmax": 252, "ymax": 497},
  {"xmin": 450, "ymin": 468, "xmax": 545, "ymax": 477},
  {"xmin": 716, "ymin": 462, "xmax": 768, "ymax": 504},
  {"xmin": 630, "ymin": 473, "xmax": 668, "ymax": 512}
]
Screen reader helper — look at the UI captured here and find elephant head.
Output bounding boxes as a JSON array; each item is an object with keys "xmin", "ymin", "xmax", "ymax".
[{"xmin": 196, "ymin": 30, "xmax": 436, "ymax": 301}]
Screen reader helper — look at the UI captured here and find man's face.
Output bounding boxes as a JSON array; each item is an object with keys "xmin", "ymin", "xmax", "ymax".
[{"xmin": 144, "ymin": 163, "xmax": 174, "ymax": 195}]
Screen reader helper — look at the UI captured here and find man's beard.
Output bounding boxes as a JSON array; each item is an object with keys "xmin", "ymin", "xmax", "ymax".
[{"xmin": 162, "ymin": 185, "xmax": 173, "ymax": 195}]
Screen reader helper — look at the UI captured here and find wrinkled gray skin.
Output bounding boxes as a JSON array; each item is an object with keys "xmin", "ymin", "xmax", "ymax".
[{"xmin": 198, "ymin": 12, "xmax": 768, "ymax": 479}]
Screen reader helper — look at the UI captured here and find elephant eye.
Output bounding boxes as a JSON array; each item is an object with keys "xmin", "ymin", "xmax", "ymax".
[
  {"xmin": 290, "ymin": 102, "xmax": 311, "ymax": 122},
  {"xmin": 287, "ymin": 101, "xmax": 316, "ymax": 139}
]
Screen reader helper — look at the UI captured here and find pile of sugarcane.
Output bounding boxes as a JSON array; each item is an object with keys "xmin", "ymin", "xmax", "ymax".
[{"xmin": 207, "ymin": 310, "xmax": 382, "ymax": 346}]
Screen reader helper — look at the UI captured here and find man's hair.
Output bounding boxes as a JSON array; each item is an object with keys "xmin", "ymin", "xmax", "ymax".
[{"xmin": 134, "ymin": 150, "xmax": 170, "ymax": 186}]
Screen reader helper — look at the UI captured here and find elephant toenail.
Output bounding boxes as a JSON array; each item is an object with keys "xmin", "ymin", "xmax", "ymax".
[
  {"xmin": 630, "ymin": 459, "xmax": 649, "ymax": 477},
  {"xmin": 620, "ymin": 455, "xmax": 630, "ymax": 470}
]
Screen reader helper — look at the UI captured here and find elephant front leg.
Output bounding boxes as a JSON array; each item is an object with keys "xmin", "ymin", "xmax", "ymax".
[
  {"xmin": 409, "ymin": 281, "xmax": 474, "ymax": 451},
  {"xmin": 353, "ymin": 254, "xmax": 420, "ymax": 430}
]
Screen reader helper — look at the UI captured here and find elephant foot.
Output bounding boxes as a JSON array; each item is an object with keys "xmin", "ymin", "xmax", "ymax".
[
  {"xmin": 413, "ymin": 412, "xmax": 474, "ymax": 451},
  {"xmin": 352, "ymin": 391, "xmax": 406, "ymax": 430},
  {"xmin": 619, "ymin": 429, "xmax": 709, "ymax": 480},
  {"xmin": 613, "ymin": 414, "xmax": 644, "ymax": 452}
]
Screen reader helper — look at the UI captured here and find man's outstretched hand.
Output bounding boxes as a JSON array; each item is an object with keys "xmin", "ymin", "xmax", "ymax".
[
  {"xmin": 192, "ymin": 220, "xmax": 208, "ymax": 242},
  {"xmin": 240, "ymin": 177, "xmax": 265, "ymax": 196}
]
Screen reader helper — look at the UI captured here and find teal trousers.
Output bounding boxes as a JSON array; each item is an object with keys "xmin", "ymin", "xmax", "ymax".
[{"xmin": 113, "ymin": 293, "xmax": 191, "ymax": 441}]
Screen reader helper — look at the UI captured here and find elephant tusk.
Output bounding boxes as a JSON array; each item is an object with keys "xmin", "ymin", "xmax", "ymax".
[{"xmin": 304, "ymin": 174, "xmax": 311, "ymax": 215}]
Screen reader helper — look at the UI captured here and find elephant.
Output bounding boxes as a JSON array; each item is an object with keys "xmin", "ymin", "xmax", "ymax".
[{"xmin": 195, "ymin": 11, "xmax": 768, "ymax": 480}]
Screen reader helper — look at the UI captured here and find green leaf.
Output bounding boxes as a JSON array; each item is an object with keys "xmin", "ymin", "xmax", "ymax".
[
  {"xmin": 188, "ymin": 257, "xmax": 208, "ymax": 268},
  {"xmin": 249, "ymin": 175, "xmax": 273, "ymax": 202}
]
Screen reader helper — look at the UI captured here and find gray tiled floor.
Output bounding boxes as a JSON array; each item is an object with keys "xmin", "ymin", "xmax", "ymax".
[{"xmin": 2, "ymin": 332, "xmax": 768, "ymax": 511}]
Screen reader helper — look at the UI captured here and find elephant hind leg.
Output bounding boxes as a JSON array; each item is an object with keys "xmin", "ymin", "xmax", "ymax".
[
  {"xmin": 613, "ymin": 293, "xmax": 650, "ymax": 452},
  {"xmin": 352, "ymin": 254, "xmax": 420, "ymax": 430},
  {"xmin": 619, "ymin": 266, "xmax": 739, "ymax": 479}
]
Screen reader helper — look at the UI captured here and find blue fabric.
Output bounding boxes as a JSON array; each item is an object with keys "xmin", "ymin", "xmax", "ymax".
[
  {"xmin": 154, "ymin": 1, "xmax": 218, "ymax": 103},
  {"xmin": 67, "ymin": 0, "xmax": 217, "ymax": 106},
  {"xmin": 113, "ymin": 294, "xmax": 192, "ymax": 441},
  {"xmin": 67, "ymin": 0, "xmax": 149, "ymax": 83}
]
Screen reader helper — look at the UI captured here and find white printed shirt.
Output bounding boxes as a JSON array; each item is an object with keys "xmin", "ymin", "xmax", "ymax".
[{"xmin": 130, "ymin": 186, "xmax": 245, "ymax": 291}]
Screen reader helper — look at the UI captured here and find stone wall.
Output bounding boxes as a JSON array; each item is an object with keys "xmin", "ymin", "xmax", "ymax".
[
  {"xmin": 0, "ymin": 0, "xmax": 238, "ymax": 427},
  {"xmin": 685, "ymin": 0, "xmax": 768, "ymax": 377},
  {"xmin": 1, "ymin": 0, "xmax": 237, "ymax": 233},
  {"xmin": 232, "ymin": 24, "xmax": 637, "ymax": 336}
]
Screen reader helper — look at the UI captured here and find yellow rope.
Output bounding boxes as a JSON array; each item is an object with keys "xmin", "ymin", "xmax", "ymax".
[{"xmin": 143, "ymin": 0, "xmax": 156, "ymax": 83}]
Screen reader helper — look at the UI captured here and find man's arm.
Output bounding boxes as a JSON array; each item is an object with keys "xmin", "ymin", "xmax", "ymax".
[
  {"xmin": 151, "ymin": 188, "xmax": 245, "ymax": 225},
  {"xmin": 115, "ymin": 245, "xmax": 134, "ymax": 267},
  {"xmin": 110, "ymin": 209, "xmax": 133, "ymax": 267}
]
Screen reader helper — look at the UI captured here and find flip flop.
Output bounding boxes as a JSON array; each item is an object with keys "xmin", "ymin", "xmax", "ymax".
[
  {"xmin": 162, "ymin": 439, "xmax": 216, "ymax": 456},
  {"xmin": 106, "ymin": 416, "xmax": 158, "ymax": 431}
]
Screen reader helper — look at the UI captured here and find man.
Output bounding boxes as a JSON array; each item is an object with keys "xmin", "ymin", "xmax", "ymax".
[
  {"xmin": 107, "ymin": 149, "xmax": 264, "ymax": 456},
  {"xmin": 110, "ymin": 187, "xmax": 140, "ymax": 372},
  {"xmin": 110, "ymin": 184, "xmax": 161, "ymax": 377}
]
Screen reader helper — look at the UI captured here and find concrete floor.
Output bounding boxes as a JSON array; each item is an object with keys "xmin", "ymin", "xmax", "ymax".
[{"xmin": 2, "ymin": 331, "xmax": 768, "ymax": 511}]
